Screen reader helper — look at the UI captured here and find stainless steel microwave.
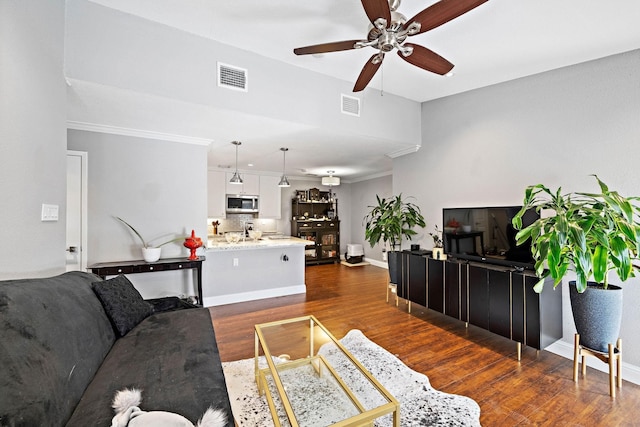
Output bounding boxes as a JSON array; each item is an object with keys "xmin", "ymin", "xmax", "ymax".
[{"xmin": 226, "ymin": 194, "xmax": 259, "ymax": 213}]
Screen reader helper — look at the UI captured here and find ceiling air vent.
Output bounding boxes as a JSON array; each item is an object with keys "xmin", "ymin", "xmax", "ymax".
[
  {"xmin": 341, "ymin": 94, "xmax": 360, "ymax": 117},
  {"xmin": 218, "ymin": 62, "xmax": 248, "ymax": 92}
]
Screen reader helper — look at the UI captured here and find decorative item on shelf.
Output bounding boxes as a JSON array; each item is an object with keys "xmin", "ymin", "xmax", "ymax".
[
  {"xmin": 309, "ymin": 188, "xmax": 320, "ymax": 201},
  {"xmin": 183, "ymin": 230, "xmax": 203, "ymax": 260},
  {"xmin": 430, "ymin": 225, "xmax": 446, "ymax": 260},
  {"xmin": 513, "ymin": 175, "xmax": 640, "ymax": 355},
  {"xmin": 229, "ymin": 141, "xmax": 243, "ymax": 184},
  {"xmin": 115, "ymin": 216, "xmax": 185, "ymax": 263},
  {"xmin": 445, "ymin": 217, "xmax": 461, "ymax": 233}
]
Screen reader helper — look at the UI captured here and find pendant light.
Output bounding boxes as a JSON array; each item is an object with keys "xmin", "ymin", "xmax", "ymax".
[
  {"xmin": 278, "ymin": 147, "xmax": 290, "ymax": 187},
  {"xmin": 321, "ymin": 170, "xmax": 340, "ymax": 187},
  {"xmin": 229, "ymin": 141, "xmax": 243, "ymax": 184}
]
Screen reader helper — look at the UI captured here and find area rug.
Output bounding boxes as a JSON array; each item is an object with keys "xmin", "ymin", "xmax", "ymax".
[{"xmin": 222, "ymin": 329, "xmax": 481, "ymax": 426}]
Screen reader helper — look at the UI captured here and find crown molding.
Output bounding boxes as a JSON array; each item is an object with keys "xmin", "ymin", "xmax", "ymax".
[
  {"xmin": 67, "ymin": 121, "xmax": 212, "ymax": 146},
  {"xmin": 386, "ymin": 144, "xmax": 421, "ymax": 159}
]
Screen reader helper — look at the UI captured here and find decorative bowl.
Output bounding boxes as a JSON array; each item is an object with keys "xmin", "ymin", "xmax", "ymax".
[
  {"xmin": 248, "ymin": 230, "xmax": 262, "ymax": 241},
  {"xmin": 225, "ymin": 232, "xmax": 241, "ymax": 243}
]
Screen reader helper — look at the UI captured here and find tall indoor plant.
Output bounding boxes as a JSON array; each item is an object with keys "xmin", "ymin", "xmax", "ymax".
[
  {"xmin": 363, "ymin": 194, "xmax": 426, "ymax": 285},
  {"xmin": 512, "ymin": 175, "xmax": 640, "ymax": 351}
]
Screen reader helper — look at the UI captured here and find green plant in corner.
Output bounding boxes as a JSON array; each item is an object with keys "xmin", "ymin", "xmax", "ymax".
[
  {"xmin": 115, "ymin": 216, "xmax": 185, "ymax": 248},
  {"xmin": 511, "ymin": 175, "xmax": 640, "ymax": 294},
  {"xmin": 363, "ymin": 194, "xmax": 426, "ymax": 250}
]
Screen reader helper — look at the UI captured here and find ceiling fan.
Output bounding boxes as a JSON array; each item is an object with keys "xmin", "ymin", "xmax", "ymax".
[{"xmin": 293, "ymin": 0, "xmax": 488, "ymax": 92}]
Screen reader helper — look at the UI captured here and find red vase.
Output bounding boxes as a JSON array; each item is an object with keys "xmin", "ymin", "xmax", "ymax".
[{"xmin": 183, "ymin": 229, "xmax": 203, "ymax": 260}]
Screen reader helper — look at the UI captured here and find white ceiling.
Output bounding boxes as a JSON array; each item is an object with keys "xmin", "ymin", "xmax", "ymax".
[{"xmin": 84, "ymin": 0, "xmax": 640, "ymax": 181}]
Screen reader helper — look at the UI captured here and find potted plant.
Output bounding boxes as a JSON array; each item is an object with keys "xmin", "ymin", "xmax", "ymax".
[
  {"xmin": 116, "ymin": 217, "xmax": 185, "ymax": 262},
  {"xmin": 511, "ymin": 175, "xmax": 640, "ymax": 352},
  {"xmin": 363, "ymin": 194, "xmax": 426, "ymax": 284},
  {"xmin": 430, "ymin": 225, "xmax": 446, "ymax": 260}
]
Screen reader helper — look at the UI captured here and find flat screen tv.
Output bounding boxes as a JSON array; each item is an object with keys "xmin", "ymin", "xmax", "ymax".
[{"xmin": 442, "ymin": 206, "xmax": 540, "ymax": 269}]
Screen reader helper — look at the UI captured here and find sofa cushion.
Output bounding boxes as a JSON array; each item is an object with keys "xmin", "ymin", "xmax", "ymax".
[
  {"xmin": 0, "ymin": 271, "xmax": 116, "ymax": 427},
  {"xmin": 65, "ymin": 308, "xmax": 234, "ymax": 426},
  {"xmin": 92, "ymin": 275, "xmax": 154, "ymax": 337}
]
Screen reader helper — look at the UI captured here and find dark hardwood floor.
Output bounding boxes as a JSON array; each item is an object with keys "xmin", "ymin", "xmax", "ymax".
[{"xmin": 209, "ymin": 263, "xmax": 640, "ymax": 426}]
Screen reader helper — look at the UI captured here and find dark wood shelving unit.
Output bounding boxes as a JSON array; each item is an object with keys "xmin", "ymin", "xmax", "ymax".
[{"xmin": 291, "ymin": 189, "xmax": 339, "ymax": 265}]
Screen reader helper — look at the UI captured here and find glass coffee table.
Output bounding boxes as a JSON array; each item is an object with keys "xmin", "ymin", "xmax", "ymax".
[{"xmin": 254, "ymin": 315, "xmax": 399, "ymax": 427}]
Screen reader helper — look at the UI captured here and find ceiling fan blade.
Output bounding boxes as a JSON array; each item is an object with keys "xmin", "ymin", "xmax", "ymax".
[
  {"xmin": 353, "ymin": 54, "xmax": 384, "ymax": 92},
  {"xmin": 293, "ymin": 40, "xmax": 362, "ymax": 55},
  {"xmin": 361, "ymin": 0, "xmax": 391, "ymax": 26},
  {"xmin": 398, "ymin": 43, "xmax": 453, "ymax": 75},
  {"xmin": 404, "ymin": 0, "xmax": 488, "ymax": 35}
]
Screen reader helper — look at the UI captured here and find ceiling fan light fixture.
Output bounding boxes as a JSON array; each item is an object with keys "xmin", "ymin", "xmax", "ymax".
[
  {"xmin": 229, "ymin": 141, "xmax": 243, "ymax": 184},
  {"xmin": 278, "ymin": 147, "xmax": 290, "ymax": 187}
]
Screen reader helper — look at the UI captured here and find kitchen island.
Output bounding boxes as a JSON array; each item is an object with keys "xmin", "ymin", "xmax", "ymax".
[{"xmin": 202, "ymin": 236, "xmax": 308, "ymax": 306}]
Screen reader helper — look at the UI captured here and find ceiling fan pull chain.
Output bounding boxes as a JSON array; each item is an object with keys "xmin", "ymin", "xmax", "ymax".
[{"xmin": 380, "ymin": 52, "xmax": 384, "ymax": 97}]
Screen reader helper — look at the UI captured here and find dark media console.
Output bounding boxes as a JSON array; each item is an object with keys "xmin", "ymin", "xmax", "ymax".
[{"xmin": 392, "ymin": 251, "xmax": 563, "ymax": 359}]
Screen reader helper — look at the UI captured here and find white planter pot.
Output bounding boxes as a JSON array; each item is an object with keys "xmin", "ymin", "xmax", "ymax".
[
  {"xmin": 432, "ymin": 247, "xmax": 446, "ymax": 260},
  {"xmin": 142, "ymin": 247, "xmax": 161, "ymax": 262}
]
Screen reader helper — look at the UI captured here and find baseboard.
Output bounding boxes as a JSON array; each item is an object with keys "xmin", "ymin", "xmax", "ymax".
[
  {"xmin": 364, "ymin": 257, "xmax": 387, "ymax": 269},
  {"xmin": 203, "ymin": 285, "xmax": 306, "ymax": 307},
  {"xmin": 545, "ymin": 339, "xmax": 640, "ymax": 385}
]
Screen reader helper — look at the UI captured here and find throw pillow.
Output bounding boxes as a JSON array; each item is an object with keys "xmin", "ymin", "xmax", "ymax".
[{"xmin": 92, "ymin": 275, "xmax": 154, "ymax": 337}]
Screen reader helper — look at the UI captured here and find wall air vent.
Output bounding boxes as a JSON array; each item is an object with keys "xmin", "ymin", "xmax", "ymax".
[
  {"xmin": 341, "ymin": 94, "xmax": 360, "ymax": 117},
  {"xmin": 218, "ymin": 62, "xmax": 248, "ymax": 92}
]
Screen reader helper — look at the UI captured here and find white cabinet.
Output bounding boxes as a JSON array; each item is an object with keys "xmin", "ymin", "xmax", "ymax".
[
  {"xmin": 207, "ymin": 170, "xmax": 226, "ymax": 218},
  {"xmin": 225, "ymin": 173, "xmax": 259, "ymax": 195},
  {"xmin": 258, "ymin": 175, "xmax": 282, "ymax": 219}
]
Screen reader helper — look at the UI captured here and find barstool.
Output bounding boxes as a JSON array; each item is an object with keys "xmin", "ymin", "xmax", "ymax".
[{"xmin": 573, "ymin": 333, "xmax": 622, "ymax": 397}]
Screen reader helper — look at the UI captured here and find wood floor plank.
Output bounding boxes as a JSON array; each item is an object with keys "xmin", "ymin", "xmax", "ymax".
[{"xmin": 209, "ymin": 263, "xmax": 640, "ymax": 426}]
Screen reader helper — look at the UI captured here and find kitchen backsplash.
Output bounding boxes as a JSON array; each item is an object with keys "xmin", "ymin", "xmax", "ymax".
[{"xmin": 207, "ymin": 214, "xmax": 278, "ymax": 236}]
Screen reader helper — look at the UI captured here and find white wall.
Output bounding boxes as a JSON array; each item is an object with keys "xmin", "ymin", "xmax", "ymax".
[
  {"xmin": 0, "ymin": 0, "xmax": 68, "ymax": 279},
  {"xmin": 394, "ymin": 49, "xmax": 640, "ymax": 366}
]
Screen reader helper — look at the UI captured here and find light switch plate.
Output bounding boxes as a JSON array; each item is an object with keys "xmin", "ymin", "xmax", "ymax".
[{"xmin": 41, "ymin": 204, "xmax": 59, "ymax": 221}]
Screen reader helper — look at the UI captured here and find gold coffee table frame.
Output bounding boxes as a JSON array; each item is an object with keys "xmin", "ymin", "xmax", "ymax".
[{"xmin": 254, "ymin": 315, "xmax": 400, "ymax": 427}]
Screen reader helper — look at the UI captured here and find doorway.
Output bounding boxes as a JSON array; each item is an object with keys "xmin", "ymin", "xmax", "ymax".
[{"xmin": 66, "ymin": 150, "xmax": 88, "ymax": 271}]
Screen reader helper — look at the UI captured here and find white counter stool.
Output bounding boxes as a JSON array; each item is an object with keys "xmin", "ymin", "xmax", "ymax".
[{"xmin": 573, "ymin": 333, "xmax": 622, "ymax": 397}]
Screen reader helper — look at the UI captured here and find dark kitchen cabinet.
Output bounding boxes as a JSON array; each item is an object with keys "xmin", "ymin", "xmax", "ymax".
[
  {"xmin": 468, "ymin": 265, "xmax": 489, "ymax": 329},
  {"xmin": 392, "ymin": 255, "xmax": 562, "ymax": 356},
  {"xmin": 407, "ymin": 253, "xmax": 427, "ymax": 307},
  {"xmin": 445, "ymin": 260, "xmax": 467, "ymax": 321},
  {"xmin": 427, "ymin": 258, "xmax": 444, "ymax": 313},
  {"xmin": 488, "ymin": 268, "xmax": 511, "ymax": 339},
  {"xmin": 291, "ymin": 220, "xmax": 340, "ymax": 265}
]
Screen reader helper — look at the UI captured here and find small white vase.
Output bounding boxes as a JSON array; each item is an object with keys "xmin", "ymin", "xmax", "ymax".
[
  {"xmin": 432, "ymin": 247, "xmax": 446, "ymax": 260},
  {"xmin": 142, "ymin": 247, "xmax": 161, "ymax": 262}
]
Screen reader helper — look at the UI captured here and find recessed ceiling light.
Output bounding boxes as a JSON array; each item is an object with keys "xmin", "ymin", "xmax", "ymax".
[
  {"xmin": 445, "ymin": 71, "xmax": 455, "ymax": 77},
  {"xmin": 247, "ymin": 163, "xmax": 254, "ymax": 167}
]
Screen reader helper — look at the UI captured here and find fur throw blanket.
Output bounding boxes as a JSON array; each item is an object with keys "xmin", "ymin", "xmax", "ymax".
[{"xmin": 111, "ymin": 389, "xmax": 227, "ymax": 427}]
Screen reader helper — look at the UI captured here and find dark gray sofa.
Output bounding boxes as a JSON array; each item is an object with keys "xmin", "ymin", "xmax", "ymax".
[{"xmin": 0, "ymin": 271, "xmax": 234, "ymax": 426}]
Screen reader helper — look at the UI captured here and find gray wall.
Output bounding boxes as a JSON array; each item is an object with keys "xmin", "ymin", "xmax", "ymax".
[
  {"xmin": 64, "ymin": 0, "xmax": 420, "ymax": 149},
  {"xmin": 67, "ymin": 130, "xmax": 208, "ymax": 298},
  {"xmin": 0, "ymin": 0, "xmax": 67, "ymax": 279},
  {"xmin": 393, "ymin": 49, "xmax": 640, "ymax": 365},
  {"xmin": 350, "ymin": 175, "xmax": 393, "ymax": 263}
]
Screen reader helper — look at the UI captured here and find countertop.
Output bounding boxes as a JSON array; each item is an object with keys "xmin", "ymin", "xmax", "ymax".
[{"xmin": 206, "ymin": 235, "xmax": 309, "ymax": 251}]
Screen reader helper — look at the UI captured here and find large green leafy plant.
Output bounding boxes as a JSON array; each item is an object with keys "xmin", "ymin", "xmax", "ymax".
[
  {"xmin": 363, "ymin": 194, "xmax": 426, "ymax": 250},
  {"xmin": 512, "ymin": 175, "xmax": 640, "ymax": 293}
]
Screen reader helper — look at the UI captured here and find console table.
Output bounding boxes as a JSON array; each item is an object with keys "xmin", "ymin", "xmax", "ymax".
[{"xmin": 89, "ymin": 256, "xmax": 205, "ymax": 306}]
